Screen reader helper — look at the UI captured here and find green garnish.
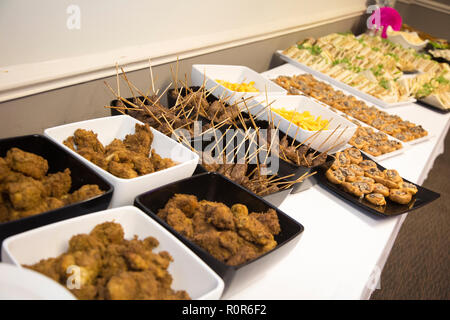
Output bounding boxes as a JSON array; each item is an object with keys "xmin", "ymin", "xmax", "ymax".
[
  {"xmin": 379, "ymin": 78, "xmax": 389, "ymax": 89},
  {"xmin": 387, "ymin": 53, "xmax": 399, "ymax": 61},
  {"xmin": 372, "ymin": 47, "xmax": 380, "ymax": 52}
]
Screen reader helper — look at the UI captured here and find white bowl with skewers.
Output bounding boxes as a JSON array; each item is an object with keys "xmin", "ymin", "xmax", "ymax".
[
  {"xmin": 247, "ymin": 95, "xmax": 358, "ymax": 154},
  {"xmin": 44, "ymin": 115, "xmax": 199, "ymax": 207},
  {"xmin": 191, "ymin": 64, "xmax": 287, "ymax": 106}
]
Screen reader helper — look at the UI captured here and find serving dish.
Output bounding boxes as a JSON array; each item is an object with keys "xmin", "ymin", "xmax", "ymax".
[
  {"xmin": 277, "ymin": 50, "xmax": 417, "ymax": 109},
  {"xmin": 44, "ymin": 115, "xmax": 199, "ymax": 207},
  {"xmin": 191, "ymin": 64, "xmax": 287, "ymax": 105},
  {"xmin": 0, "ymin": 263, "xmax": 76, "ymax": 300},
  {"xmin": 316, "ymin": 153, "xmax": 440, "ymax": 217},
  {"xmin": 0, "ymin": 134, "xmax": 113, "ymax": 250},
  {"xmin": 247, "ymin": 95, "xmax": 357, "ymax": 153},
  {"xmin": 2, "ymin": 206, "xmax": 224, "ymax": 300},
  {"xmin": 134, "ymin": 172, "xmax": 304, "ymax": 297}
]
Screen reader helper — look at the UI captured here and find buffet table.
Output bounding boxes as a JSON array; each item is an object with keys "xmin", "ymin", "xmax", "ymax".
[{"xmin": 225, "ymin": 63, "xmax": 450, "ymax": 300}]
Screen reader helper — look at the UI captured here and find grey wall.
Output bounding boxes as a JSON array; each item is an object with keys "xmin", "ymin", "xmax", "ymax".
[
  {"xmin": 0, "ymin": 15, "xmax": 367, "ymax": 139},
  {"xmin": 395, "ymin": 2, "xmax": 450, "ymax": 40}
]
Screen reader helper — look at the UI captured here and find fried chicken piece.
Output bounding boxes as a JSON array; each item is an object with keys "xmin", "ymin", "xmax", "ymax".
[
  {"xmin": 8, "ymin": 201, "xmax": 49, "ymax": 220},
  {"xmin": 5, "ymin": 148, "xmax": 48, "ymax": 179},
  {"xmin": 200, "ymin": 200, "xmax": 235, "ymax": 230},
  {"xmin": 231, "ymin": 204, "xmax": 275, "ymax": 246},
  {"xmin": 90, "ymin": 221, "xmax": 125, "ymax": 246},
  {"xmin": 77, "ymin": 148, "xmax": 109, "ymax": 170},
  {"xmin": 0, "ymin": 157, "xmax": 11, "ymax": 181},
  {"xmin": 249, "ymin": 209, "xmax": 281, "ymax": 235},
  {"xmin": 42, "ymin": 168, "xmax": 72, "ymax": 198},
  {"xmin": 226, "ymin": 240, "xmax": 260, "ymax": 266},
  {"xmin": 158, "ymin": 193, "xmax": 199, "ymax": 219},
  {"xmin": 193, "ymin": 230, "xmax": 237, "ymax": 262},
  {"xmin": 69, "ymin": 233, "xmax": 106, "ymax": 253},
  {"xmin": 63, "ymin": 136, "xmax": 76, "ymax": 151},
  {"xmin": 131, "ymin": 154, "xmax": 154, "ymax": 175},
  {"xmin": 150, "ymin": 149, "xmax": 176, "ymax": 171},
  {"xmin": 123, "ymin": 124, "xmax": 153, "ymax": 156},
  {"xmin": 26, "ymin": 257, "xmax": 61, "ymax": 282},
  {"xmin": 73, "ymin": 129, "xmax": 105, "ymax": 153},
  {"xmin": 5, "ymin": 176, "xmax": 45, "ymax": 210},
  {"xmin": 165, "ymin": 207, "xmax": 194, "ymax": 238},
  {"xmin": 108, "ymin": 161, "xmax": 138, "ymax": 179},
  {"xmin": 46, "ymin": 197, "xmax": 65, "ymax": 211},
  {"xmin": 67, "ymin": 184, "xmax": 104, "ymax": 204},
  {"xmin": 59, "ymin": 249, "xmax": 102, "ymax": 286}
]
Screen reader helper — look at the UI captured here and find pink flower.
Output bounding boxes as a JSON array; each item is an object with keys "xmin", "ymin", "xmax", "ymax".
[{"xmin": 369, "ymin": 7, "xmax": 402, "ymax": 38}]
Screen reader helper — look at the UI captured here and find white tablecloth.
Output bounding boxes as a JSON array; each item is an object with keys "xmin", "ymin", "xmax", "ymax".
[{"xmin": 226, "ymin": 63, "xmax": 450, "ymax": 300}]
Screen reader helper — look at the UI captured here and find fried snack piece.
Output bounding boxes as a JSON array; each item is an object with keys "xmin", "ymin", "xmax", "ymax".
[
  {"xmin": 364, "ymin": 167, "xmax": 386, "ymax": 184},
  {"xmin": 389, "ymin": 189, "xmax": 412, "ymax": 204},
  {"xmin": 67, "ymin": 185, "xmax": 104, "ymax": 204},
  {"xmin": 26, "ymin": 222, "xmax": 190, "ymax": 300},
  {"xmin": 366, "ymin": 193, "xmax": 386, "ymax": 206},
  {"xmin": 150, "ymin": 149, "xmax": 176, "ymax": 171},
  {"xmin": 73, "ymin": 129, "xmax": 105, "ymax": 153},
  {"xmin": 249, "ymin": 209, "xmax": 281, "ymax": 235},
  {"xmin": 355, "ymin": 176, "xmax": 376, "ymax": 184},
  {"xmin": 383, "ymin": 169, "xmax": 403, "ymax": 188},
  {"xmin": 5, "ymin": 176, "xmax": 45, "ymax": 210},
  {"xmin": 5, "ymin": 148, "xmax": 48, "ymax": 179},
  {"xmin": 42, "ymin": 168, "xmax": 72, "ymax": 198},
  {"xmin": 123, "ymin": 124, "xmax": 153, "ymax": 156},
  {"xmin": 108, "ymin": 161, "xmax": 138, "ymax": 179},
  {"xmin": 158, "ymin": 195, "xmax": 280, "ymax": 266}
]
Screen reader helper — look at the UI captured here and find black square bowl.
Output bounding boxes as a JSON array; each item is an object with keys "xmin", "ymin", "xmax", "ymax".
[
  {"xmin": 0, "ymin": 135, "xmax": 114, "ymax": 249},
  {"xmin": 134, "ymin": 172, "xmax": 304, "ymax": 297}
]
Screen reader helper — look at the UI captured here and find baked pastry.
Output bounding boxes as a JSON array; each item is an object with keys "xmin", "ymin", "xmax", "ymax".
[
  {"xmin": 365, "ymin": 193, "xmax": 386, "ymax": 206},
  {"xmin": 326, "ymin": 168, "xmax": 345, "ymax": 185},
  {"xmin": 372, "ymin": 183, "xmax": 390, "ymax": 197},
  {"xmin": 342, "ymin": 181, "xmax": 374, "ymax": 197},
  {"xmin": 345, "ymin": 148, "xmax": 363, "ymax": 164},
  {"xmin": 364, "ymin": 167, "xmax": 386, "ymax": 183},
  {"xmin": 389, "ymin": 189, "xmax": 412, "ymax": 204},
  {"xmin": 331, "ymin": 151, "xmax": 351, "ymax": 170},
  {"xmin": 348, "ymin": 164, "xmax": 364, "ymax": 176},
  {"xmin": 337, "ymin": 166, "xmax": 357, "ymax": 182},
  {"xmin": 355, "ymin": 176, "xmax": 375, "ymax": 184},
  {"xmin": 362, "ymin": 145, "xmax": 382, "ymax": 157},
  {"xmin": 398, "ymin": 182, "xmax": 418, "ymax": 195},
  {"xmin": 359, "ymin": 160, "xmax": 377, "ymax": 170},
  {"xmin": 382, "ymin": 169, "xmax": 403, "ymax": 188}
]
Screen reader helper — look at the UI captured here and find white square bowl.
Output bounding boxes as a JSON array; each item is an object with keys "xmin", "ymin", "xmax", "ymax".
[
  {"xmin": 248, "ymin": 95, "xmax": 357, "ymax": 153},
  {"xmin": 191, "ymin": 64, "xmax": 287, "ymax": 105},
  {"xmin": 44, "ymin": 115, "xmax": 199, "ymax": 207},
  {"xmin": 1, "ymin": 206, "xmax": 224, "ymax": 300}
]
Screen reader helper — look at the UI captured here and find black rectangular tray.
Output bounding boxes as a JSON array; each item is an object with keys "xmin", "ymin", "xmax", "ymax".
[
  {"xmin": 316, "ymin": 153, "xmax": 440, "ymax": 217},
  {"xmin": 134, "ymin": 172, "xmax": 304, "ymax": 295},
  {"xmin": 0, "ymin": 135, "xmax": 114, "ymax": 250}
]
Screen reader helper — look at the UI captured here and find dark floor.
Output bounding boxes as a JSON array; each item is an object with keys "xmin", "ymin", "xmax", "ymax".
[{"xmin": 371, "ymin": 131, "xmax": 450, "ymax": 300}]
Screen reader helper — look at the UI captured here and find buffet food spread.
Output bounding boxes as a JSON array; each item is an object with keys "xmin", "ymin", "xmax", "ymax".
[
  {"xmin": 281, "ymin": 32, "xmax": 450, "ymax": 110},
  {"xmin": 0, "ymin": 27, "xmax": 447, "ymax": 301}
]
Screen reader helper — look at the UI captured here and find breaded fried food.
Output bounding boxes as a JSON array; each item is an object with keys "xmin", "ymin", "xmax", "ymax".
[
  {"xmin": 158, "ymin": 195, "xmax": 281, "ymax": 266},
  {"xmin": 25, "ymin": 221, "xmax": 190, "ymax": 300},
  {"xmin": 6, "ymin": 148, "xmax": 48, "ymax": 179},
  {"xmin": 42, "ymin": 168, "xmax": 72, "ymax": 198},
  {"xmin": 5, "ymin": 177, "xmax": 45, "ymax": 210},
  {"xmin": 73, "ymin": 129, "xmax": 105, "ymax": 153},
  {"xmin": 124, "ymin": 124, "xmax": 153, "ymax": 156},
  {"xmin": 67, "ymin": 184, "xmax": 104, "ymax": 204},
  {"xmin": 108, "ymin": 161, "xmax": 138, "ymax": 179}
]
